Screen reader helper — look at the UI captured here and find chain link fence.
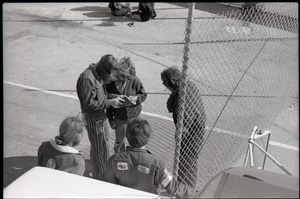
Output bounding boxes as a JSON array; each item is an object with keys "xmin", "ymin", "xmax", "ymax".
[{"xmin": 173, "ymin": 3, "xmax": 298, "ymax": 191}]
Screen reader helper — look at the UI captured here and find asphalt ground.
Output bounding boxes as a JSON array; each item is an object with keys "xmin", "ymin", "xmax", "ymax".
[{"xmin": 3, "ymin": 2, "xmax": 299, "ymax": 189}]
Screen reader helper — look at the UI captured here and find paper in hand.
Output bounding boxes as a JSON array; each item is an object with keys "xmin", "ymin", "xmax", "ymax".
[{"xmin": 120, "ymin": 95, "xmax": 136, "ymax": 107}]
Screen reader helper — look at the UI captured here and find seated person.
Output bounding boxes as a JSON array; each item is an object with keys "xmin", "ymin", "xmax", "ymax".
[
  {"xmin": 130, "ymin": 2, "xmax": 156, "ymax": 22},
  {"xmin": 37, "ymin": 116, "xmax": 85, "ymax": 175},
  {"xmin": 108, "ymin": 2, "xmax": 132, "ymax": 16},
  {"xmin": 102, "ymin": 117, "xmax": 196, "ymax": 198}
]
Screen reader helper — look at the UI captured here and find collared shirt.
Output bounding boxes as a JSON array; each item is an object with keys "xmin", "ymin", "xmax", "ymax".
[
  {"xmin": 37, "ymin": 138, "xmax": 85, "ymax": 176},
  {"xmin": 103, "ymin": 146, "xmax": 196, "ymax": 197},
  {"xmin": 103, "ymin": 146, "xmax": 171, "ymax": 194}
]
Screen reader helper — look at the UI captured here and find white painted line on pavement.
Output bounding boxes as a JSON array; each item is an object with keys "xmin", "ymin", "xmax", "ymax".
[
  {"xmin": 269, "ymin": 141, "xmax": 299, "ymax": 152},
  {"xmin": 4, "ymin": 80, "xmax": 78, "ymax": 99},
  {"xmin": 4, "ymin": 80, "xmax": 299, "ymax": 152}
]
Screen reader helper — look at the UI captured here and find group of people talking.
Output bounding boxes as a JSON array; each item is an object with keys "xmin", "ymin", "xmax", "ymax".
[{"xmin": 38, "ymin": 54, "xmax": 206, "ymax": 198}]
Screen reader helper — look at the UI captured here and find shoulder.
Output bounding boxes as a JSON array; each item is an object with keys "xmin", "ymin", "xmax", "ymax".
[
  {"xmin": 128, "ymin": 76, "xmax": 143, "ymax": 85},
  {"xmin": 38, "ymin": 141, "xmax": 51, "ymax": 150},
  {"xmin": 73, "ymin": 154, "xmax": 85, "ymax": 164},
  {"xmin": 150, "ymin": 154, "xmax": 165, "ymax": 168},
  {"xmin": 80, "ymin": 67, "xmax": 94, "ymax": 79},
  {"xmin": 109, "ymin": 151, "xmax": 127, "ymax": 160},
  {"xmin": 55, "ymin": 153, "xmax": 84, "ymax": 163},
  {"xmin": 186, "ymin": 79, "xmax": 201, "ymax": 94},
  {"xmin": 141, "ymin": 150, "xmax": 166, "ymax": 168}
]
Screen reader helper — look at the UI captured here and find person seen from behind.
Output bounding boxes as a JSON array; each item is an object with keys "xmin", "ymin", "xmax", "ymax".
[
  {"xmin": 38, "ymin": 116, "xmax": 85, "ymax": 175},
  {"xmin": 103, "ymin": 117, "xmax": 196, "ymax": 198},
  {"xmin": 106, "ymin": 57, "xmax": 147, "ymax": 153}
]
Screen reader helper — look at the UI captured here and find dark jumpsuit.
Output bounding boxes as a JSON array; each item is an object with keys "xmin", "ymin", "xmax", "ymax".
[{"xmin": 103, "ymin": 146, "xmax": 195, "ymax": 198}]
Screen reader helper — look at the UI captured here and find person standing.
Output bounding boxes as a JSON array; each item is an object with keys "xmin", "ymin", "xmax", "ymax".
[
  {"xmin": 106, "ymin": 57, "xmax": 147, "ymax": 153},
  {"xmin": 161, "ymin": 66, "xmax": 206, "ymax": 188},
  {"xmin": 76, "ymin": 54, "xmax": 124, "ymax": 180}
]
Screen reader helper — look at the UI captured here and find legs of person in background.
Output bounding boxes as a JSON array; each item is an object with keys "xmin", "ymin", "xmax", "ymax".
[
  {"xmin": 113, "ymin": 119, "xmax": 128, "ymax": 153},
  {"xmin": 177, "ymin": 126, "xmax": 204, "ymax": 189}
]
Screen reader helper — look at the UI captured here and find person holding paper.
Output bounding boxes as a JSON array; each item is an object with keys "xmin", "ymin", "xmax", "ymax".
[
  {"xmin": 76, "ymin": 54, "xmax": 125, "ymax": 180},
  {"xmin": 106, "ymin": 57, "xmax": 147, "ymax": 153}
]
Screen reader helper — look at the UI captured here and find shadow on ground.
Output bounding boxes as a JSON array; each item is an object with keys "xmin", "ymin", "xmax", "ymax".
[
  {"xmin": 70, "ymin": 6, "xmax": 139, "ymax": 27},
  {"xmin": 3, "ymin": 156, "xmax": 94, "ymax": 187},
  {"xmin": 3, "ymin": 156, "xmax": 38, "ymax": 187}
]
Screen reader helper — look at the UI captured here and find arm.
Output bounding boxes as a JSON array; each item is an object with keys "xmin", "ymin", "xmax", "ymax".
[
  {"xmin": 77, "ymin": 77, "xmax": 111, "ymax": 112},
  {"xmin": 102, "ymin": 157, "xmax": 119, "ymax": 184},
  {"xmin": 37, "ymin": 144, "xmax": 44, "ymax": 166},
  {"xmin": 185, "ymin": 80, "xmax": 206, "ymax": 125},
  {"xmin": 164, "ymin": 179, "xmax": 196, "ymax": 198},
  {"xmin": 166, "ymin": 92, "xmax": 176, "ymax": 113},
  {"xmin": 130, "ymin": 77, "xmax": 147, "ymax": 105},
  {"xmin": 72, "ymin": 155, "xmax": 86, "ymax": 176},
  {"xmin": 156, "ymin": 166, "xmax": 196, "ymax": 198}
]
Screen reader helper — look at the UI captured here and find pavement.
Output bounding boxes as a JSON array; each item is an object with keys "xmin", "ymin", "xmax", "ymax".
[{"xmin": 3, "ymin": 2, "xmax": 299, "ymax": 190}]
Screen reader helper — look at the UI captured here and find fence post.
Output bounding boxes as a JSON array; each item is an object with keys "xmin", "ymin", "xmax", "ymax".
[{"xmin": 172, "ymin": 2, "xmax": 195, "ymax": 179}]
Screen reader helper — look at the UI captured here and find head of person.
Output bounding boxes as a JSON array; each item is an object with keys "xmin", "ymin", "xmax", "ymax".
[
  {"xmin": 116, "ymin": 56, "xmax": 136, "ymax": 83},
  {"xmin": 126, "ymin": 118, "xmax": 152, "ymax": 148},
  {"xmin": 161, "ymin": 66, "xmax": 182, "ymax": 92},
  {"xmin": 96, "ymin": 54, "xmax": 119, "ymax": 84},
  {"xmin": 55, "ymin": 116, "xmax": 84, "ymax": 147}
]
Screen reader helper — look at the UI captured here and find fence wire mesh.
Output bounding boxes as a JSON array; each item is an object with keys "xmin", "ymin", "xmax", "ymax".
[{"xmin": 174, "ymin": 3, "xmax": 298, "ymax": 191}]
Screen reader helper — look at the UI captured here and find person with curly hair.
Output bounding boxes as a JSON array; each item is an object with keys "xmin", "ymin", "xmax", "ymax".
[{"xmin": 106, "ymin": 57, "xmax": 147, "ymax": 153}]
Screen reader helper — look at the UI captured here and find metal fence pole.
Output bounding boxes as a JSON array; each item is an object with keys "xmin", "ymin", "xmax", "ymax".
[{"xmin": 172, "ymin": 3, "xmax": 195, "ymax": 178}]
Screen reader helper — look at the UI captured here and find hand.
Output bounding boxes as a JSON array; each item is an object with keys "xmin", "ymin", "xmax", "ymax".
[{"xmin": 110, "ymin": 97, "xmax": 125, "ymax": 108}]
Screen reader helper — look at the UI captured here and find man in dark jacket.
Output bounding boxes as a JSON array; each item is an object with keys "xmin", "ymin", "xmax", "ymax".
[
  {"xmin": 161, "ymin": 66, "xmax": 206, "ymax": 188},
  {"xmin": 76, "ymin": 54, "xmax": 124, "ymax": 180}
]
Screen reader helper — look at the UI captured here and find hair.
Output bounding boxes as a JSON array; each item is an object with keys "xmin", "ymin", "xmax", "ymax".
[
  {"xmin": 161, "ymin": 66, "xmax": 182, "ymax": 91},
  {"xmin": 126, "ymin": 118, "xmax": 152, "ymax": 148},
  {"xmin": 96, "ymin": 54, "xmax": 118, "ymax": 82},
  {"xmin": 116, "ymin": 56, "xmax": 136, "ymax": 82},
  {"xmin": 55, "ymin": 116, "xmax": 84, "ymax": 147}
]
